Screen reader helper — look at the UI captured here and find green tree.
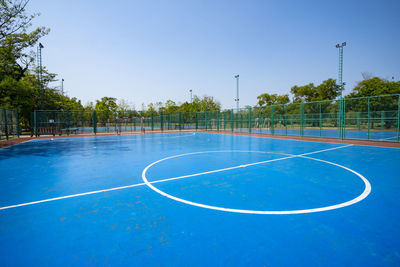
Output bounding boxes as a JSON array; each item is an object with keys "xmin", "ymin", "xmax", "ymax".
[
  {"xmin": 290, "ymin": 79, "xmax": 340, "ymax": 102},
  {"xmin": 164, "ymin": 99, "xmax": 179, "ymax": 114},
  {"xmin": 95, "ymin": 97, "xmax": 118, "ymax": 112},
  {"xmin": 0, "ymin": 0, "xmax": 50, "ymax": 128},
  {"xmin": 95, "ymin": 97, "xmax": 118, "ymax": 125},
  {"xmin": 199, "ymin": 96, "xmax": 220, "ymax": 111},
  {"xmin": 348, "ymin": 77, "xmax": 400, "ymax": 97},
  {"xmin": 345, "ymin": 77, "xmax": 400, "ymax": 129},
  {"xmin": 257, "ymin": 93, "xmax": 290, "ymax": 106},
  {"xmin": 0, "ymin": 0, "xmax": 49, "ymax": 81}
]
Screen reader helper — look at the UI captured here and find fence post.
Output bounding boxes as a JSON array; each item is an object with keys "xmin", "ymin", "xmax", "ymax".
[
  {"xmin": 160, "ymin": 112, "xmax": 164, "ymax": 132},
  {"xmin": 223, "ymin": 112, "xmax": 226, "ymax": 131},
  {"xmin": 205, "ymin": 111, "xmax": 207, "ymax": 131},
  {"xmin": 284, "ymin": 105, "xmax": 288, "ymax": 135},
  {"xmin": 16, "ymin": 109, "xmax": 20, "ymax": 137},
  {"xmin": 34, "ymin": 110, "xmax": 38, "ymax": 137},
  {"xmin": 3, "ymin": 108, "xmax": 8, "ymax": 140},
  {"xmin": 235, "ymin": 111, "xmax": 238, "ymax": 130},
  {"xmin": 248, "ymin": 107, "xmax": 252, "ymax": 133},
  {"xmin": 381, "ymin": 111, "xmax": 384, "ymax": 130},
  {"xmin": 319, "ymin": 103, "xmax": 322, "ymax": 137},
  {"xmin": 397, "ymin": 95, "xmax": 400, "ymax": 142},
  {"xmin": 240, "ymin": 110, "xmax": 243, "ymax": 130},
  {"xmin": 357, "ymin": 112, "xmax": 360, "ymax": 130},
  {"xmin": 217, "ymin": 111, "xmax": 220, "ymax": 131},
  {"xmin": 151, "ymin": 112, "xmax": 154, "ymax": 131},
  {"xmin": 342, "ymin": 98, "xmax": 346, "ymax": 139},
  {"xmin": 367, "ymin": 97, "xmax": 370, "ymax": 140},
  {"xmin": 338, "ymin": 99, "xmax": 342, "ymax": 139},
  {"xmin": 300, "ymin": 103, "xmax": 304, "ymax": 137},
  {"xmin": 231, "ymin": 109, "xmax": 234, "ymax": 132},
  {"xmin": 271, "ymin": 105, "xmax": 275, "ymax": 135},
  {"xmin": 93, "ymin": 111, "xmax": 97, "ymax": 135}
]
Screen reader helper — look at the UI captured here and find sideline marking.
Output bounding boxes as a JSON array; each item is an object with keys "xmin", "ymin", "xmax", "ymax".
[
  {"xmin": 0, "ymin": 144, "xmax": 358, "ymax": 212},
  {"xmin": 141, "ymin": 145, "xmax": 372, "ymax": 215},
  {"xmin": 379, "ymin": 136, "xmax": 398, "ymax": 141}
]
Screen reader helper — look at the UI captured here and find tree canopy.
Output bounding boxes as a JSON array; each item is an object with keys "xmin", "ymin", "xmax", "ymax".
[
  {"xmin": 347, "ymin": 77, "xmax": 400, "ymax": 98},
  {"xmin": 290, "ymin": 78, "xmax": 340, "ymax": 103},
  {"xmin": 257, "ymin": 93, "xmax": 290, "ymax": 106}
]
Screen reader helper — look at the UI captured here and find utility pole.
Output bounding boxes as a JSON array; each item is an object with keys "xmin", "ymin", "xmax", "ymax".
[
  {"xmin": 61, "ymin": 78, "xmax": 64, "ymax": 109},
  {"xmin": 335, "ymin": 42, "xmax": 346, "ymax": 98},
  {"xmin": 189, "ymin": 89, "xmax": 193, "ymax": 103},
  {"xmin": 336, "ymin": 42, "xmax": 346, "ymax": 139},
  {"xmin": 234, "ymin": 75, "xmax": 239, "ymax": 112},
  {"xmin": 61, "ymin": 78, "xmax": 64, "ymax": 95},
  {"xmin": 38, "ymin": 43, "xmax": 44, "ymax": 110}
]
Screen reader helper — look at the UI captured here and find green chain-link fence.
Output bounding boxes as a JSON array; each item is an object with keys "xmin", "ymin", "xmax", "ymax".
[
  {"xmin": 31, "ymin": 94, "xmax": 400, "ymax": 142},
  {"xmin": 1, "ymin": 108, "xmax": 20, "ymax": 140}
]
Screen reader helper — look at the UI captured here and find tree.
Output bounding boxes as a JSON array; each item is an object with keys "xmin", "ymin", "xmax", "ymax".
[
  {"xmin": 348, "ymin": 77, "xmax": 400, "ymax": 97},
  {"xmin": 95, "ymin": 97, "xmax": 118, "ymax": 112},
  {"xmin": 290, "ymin": 79, "xmax": 340, "ymax": 102},
  {"xmin": 257, "ymin": 93, "xmax": 290, "ymax": 106},
  {"xmin": 0, "ymin": 0, "xmax": 50, "ymax": 128},
  {"xmin": 199, "ymin": 95, "xmax": 221, "ymax": 111},
  {"xmin": 117, "ymin": 99, "xmax": 133, "ymax": 112},
  {"xmin": 0, "ymin": 0, "xmax": 49, "ymax": 81},
  {"xmin": 345, "ymin": 77, "xmax": 400, "ymax": 129},
  {"xmin": 164, "ymin": 100, "xmax": 179, "ymax": 114}
]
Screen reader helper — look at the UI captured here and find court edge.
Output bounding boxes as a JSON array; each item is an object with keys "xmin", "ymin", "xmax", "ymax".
[{"xmin": 1, "ymin": 129, "xmax": 399, "ymax": 150}]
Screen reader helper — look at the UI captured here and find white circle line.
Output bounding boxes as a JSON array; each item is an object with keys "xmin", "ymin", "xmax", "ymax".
[{"xmin": 141, "ymin": 150, "xmax": 372, "ymax": 215}]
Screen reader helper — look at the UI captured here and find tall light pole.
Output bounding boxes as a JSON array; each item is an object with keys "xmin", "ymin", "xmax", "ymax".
[
  {"xmin": 335, "ymin": 42, "xmax": 346, "ymax": 98},
  {"xmin": 234, "ymin": 75, "xmax": 239, "ymax": 112},
  {"xmin": 61, "ymin": 78, "xmax": 64, "ymax": 109},
  {"xmin": 336, "ymin": 42, "xmax": 346, "ymax": 139},
  {"xmin": 189, "ymin": 89, "xmax": 192, "ymax": 103},
  {"xmin": 38, "ymin": 42, "xmax": 44, "ymax": 110},
  {"xmin": 61, "ymin": 78, "xmax": 64, "ymax": 95}
]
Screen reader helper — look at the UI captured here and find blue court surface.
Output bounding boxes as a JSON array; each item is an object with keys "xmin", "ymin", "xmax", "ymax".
[{"xmin": 1, "ymin": 132, "xmax": 399, "ymax": 266}]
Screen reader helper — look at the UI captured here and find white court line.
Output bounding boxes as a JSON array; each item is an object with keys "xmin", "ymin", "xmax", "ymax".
[
  {"xmin": 379, "ymin": 136, "xmax": 398, "ymax": 141},
  {"xmin": 0, "ymin": 144, "xmax": 352, "ymax": 211},
  {"xmin": 0, "ymin": 183, "xmax": 145, "ymax": 210}
]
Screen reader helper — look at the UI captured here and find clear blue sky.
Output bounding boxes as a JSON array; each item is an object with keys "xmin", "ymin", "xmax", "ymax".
[{"xmin": 27, "ymin": 0, "xmax": 400, "ymax": 109}]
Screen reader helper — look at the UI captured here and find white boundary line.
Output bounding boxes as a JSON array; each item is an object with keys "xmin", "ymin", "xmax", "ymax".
[
  {"xmin": 0, "ymin": 183, "xmax": 145, "ymax": 210},
  {"xmin": 0, "ymin": 144, "xmax": 362, "ymax": 213},
  {"xmin": 379, "ymin": 136, "xmax": 398, "ymax": 141}
]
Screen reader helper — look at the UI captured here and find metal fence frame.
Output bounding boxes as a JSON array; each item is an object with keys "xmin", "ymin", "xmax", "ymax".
[
  {"xmin": 0, "ymin": 108, "xmax": 20, "ymax": 140},
  {"xmin": 31, "ymin": 94, "xmax": 400, "ymax": 142}
]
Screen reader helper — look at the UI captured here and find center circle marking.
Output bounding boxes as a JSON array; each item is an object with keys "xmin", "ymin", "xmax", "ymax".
[{"xmin": 141, "ymin": 150, "xmax": 371, "ymax": 215}]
